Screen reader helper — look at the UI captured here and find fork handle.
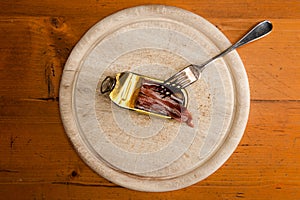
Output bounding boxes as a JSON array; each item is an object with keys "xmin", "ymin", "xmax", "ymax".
[{"xmin": 196, "ymin": 20, "xmax": 273, "ymax": 70}]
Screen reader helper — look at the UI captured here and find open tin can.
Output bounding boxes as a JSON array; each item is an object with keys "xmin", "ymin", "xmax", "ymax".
[{"xmin": 100, "ymin": 71, "xmax": 189, "ymax": 119}]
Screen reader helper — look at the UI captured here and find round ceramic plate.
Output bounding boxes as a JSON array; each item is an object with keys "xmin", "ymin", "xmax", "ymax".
[{"xmin": 59, "ymin": 5, "xmax": 250, "ymax": 192}]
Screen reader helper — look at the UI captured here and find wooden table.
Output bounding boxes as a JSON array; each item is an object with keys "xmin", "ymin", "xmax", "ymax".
[{"xmin": 0, "ymin": 0, "xmax": 299, "ymax": 199}]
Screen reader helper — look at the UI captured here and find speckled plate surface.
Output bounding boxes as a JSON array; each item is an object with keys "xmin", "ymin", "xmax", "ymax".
[{"xmin": 59, "ymin": 5, "xmax": 250, "ymax": 192}]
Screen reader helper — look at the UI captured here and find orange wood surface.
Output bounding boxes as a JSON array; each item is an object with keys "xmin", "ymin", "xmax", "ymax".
[{"xmin": 0, "ymin": 0, "xmax": 299, "ymax": 199}]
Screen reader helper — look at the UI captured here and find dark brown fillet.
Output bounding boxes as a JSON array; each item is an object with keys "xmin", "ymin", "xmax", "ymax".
[{"xmin": 135, "ymin": 80, "xmax": 193, "ymax": 127}]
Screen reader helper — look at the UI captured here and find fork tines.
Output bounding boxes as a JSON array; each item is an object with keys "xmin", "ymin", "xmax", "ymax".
[{"xmin": 159, "ymin": 65, "xmax": 200, "ymax": 97}]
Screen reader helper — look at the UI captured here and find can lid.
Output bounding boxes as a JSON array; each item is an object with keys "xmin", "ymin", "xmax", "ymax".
[{"xmin": 100, "ymin": 76, "xmax": 116, "ymax": 94}]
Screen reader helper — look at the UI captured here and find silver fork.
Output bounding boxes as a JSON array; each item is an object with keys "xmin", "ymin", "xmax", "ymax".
[{"xmin": 161, "ymin": 20, "xmax": 273, "ymax": 96}]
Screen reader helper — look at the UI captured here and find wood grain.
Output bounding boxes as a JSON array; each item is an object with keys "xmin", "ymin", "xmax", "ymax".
[{"xmin": 0, "ymin": 0, "xmax": 299, "ymax": 199}]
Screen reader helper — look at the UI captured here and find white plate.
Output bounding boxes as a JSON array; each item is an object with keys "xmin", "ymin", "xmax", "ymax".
[{"xmin": 59, "ymin": 5, "xmax": 250, "ymax": 192}]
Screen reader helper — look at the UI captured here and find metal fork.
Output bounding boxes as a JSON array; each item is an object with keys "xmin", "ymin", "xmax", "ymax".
[{"xmin": 161, "ymin": 20, "xmax": 273, "ymax": 96}]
